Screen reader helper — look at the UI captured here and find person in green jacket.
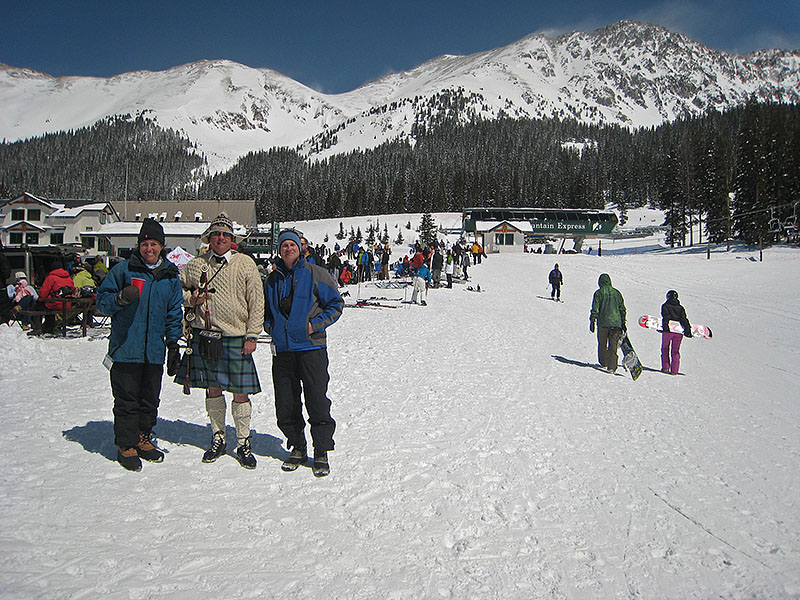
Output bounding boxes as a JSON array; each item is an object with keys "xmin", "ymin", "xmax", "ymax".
[
  {"xmin": 71, "ymin": 263, "xmax": 95, "ymax": 290},
  {"xmin": 589, "ymin": 273, "xmax": 627, "ymax": 373}
]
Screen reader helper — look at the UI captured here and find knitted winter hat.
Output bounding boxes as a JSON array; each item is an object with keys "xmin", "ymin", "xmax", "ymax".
[
  {"xmin": 278, "ymin": 230, "xmax": 301, "ymax": 249},
  {"xmin": 138, "ymin": 218, "xmax": 165, "ymax": 246},
  {"xmin": 201, "ymin": 212, "xmax": 241, "ymax": 243}
]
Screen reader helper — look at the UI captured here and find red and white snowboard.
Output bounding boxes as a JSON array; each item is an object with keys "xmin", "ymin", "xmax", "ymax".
[{"xmin": 638, "ymin": 315, "xmax": 713, "ymax": 339}]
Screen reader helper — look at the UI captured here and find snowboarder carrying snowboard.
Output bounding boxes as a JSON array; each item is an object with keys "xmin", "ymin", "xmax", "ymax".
[
  {"xmin": 589, "ymin": 273, "xmax": 627, "ymax": 373},
  {"xmin": 548, "ymin": 263, "xmax": 563, "ymax": 301},
  {"xmin": 660, "ymin": 290, "xmax": 692, "ymax": 374}
]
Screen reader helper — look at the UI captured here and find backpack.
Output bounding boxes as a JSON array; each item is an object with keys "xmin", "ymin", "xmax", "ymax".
[{"xmin": 55, "ymin": 285, "xmax": 76, "ymax": 298}]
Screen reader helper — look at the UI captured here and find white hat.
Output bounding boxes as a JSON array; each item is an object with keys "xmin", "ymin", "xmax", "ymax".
[{"xmin": 14, "ymin": 271, "xmax": 27, "ymax": 281}]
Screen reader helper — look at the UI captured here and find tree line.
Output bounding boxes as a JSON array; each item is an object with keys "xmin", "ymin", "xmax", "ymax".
[{"xmin": 1, "ymin": 99, "xmax": 798, "ymax": 246}]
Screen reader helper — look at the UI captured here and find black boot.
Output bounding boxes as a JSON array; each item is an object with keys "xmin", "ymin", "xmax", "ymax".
[
  {"xmin": 202, "ymin": 431, "xmax": 226, "ymax": 463},
  {"xmin": 118, "ymin": 447, "xmax": 142, "ymax": 472},
  {"xmin": 136, "ymin": 432, "xmax": 164, "ymax": 463},
  {"xmin": 312, "ymin": 450, "xmax": 330, "ymax": 477},
  {"xmin": 281, "ymin": 446, "xmax": 308, "ymax": 472},
  {"xmin": 235, "ymin": 437, "xmax": 257, "ymax": 469}
]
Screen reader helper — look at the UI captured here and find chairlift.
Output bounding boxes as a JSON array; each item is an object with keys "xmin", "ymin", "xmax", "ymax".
[
  {"xmin": 767, "ymin": 218, "xmax": 782, "ymax": 234},
  {"xmin": 767, "ymin": 208, "xmax": 782, "ymax": 234}
]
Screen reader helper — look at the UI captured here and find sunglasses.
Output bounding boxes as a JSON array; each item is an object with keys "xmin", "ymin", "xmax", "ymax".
[{"xmin": 210, "ymin": 231, "xmax": 233, "ymax": 239}]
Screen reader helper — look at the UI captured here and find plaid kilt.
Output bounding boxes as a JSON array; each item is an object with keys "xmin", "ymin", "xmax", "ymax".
[{"xmin": 175, "ymin": 331, "xmax": 261, "ymax": 394}]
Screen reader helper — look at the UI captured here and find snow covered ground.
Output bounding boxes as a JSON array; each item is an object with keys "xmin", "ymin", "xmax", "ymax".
[{"xmin": 2, "ymin": 222, "xmax": 799, "ymax": 599}]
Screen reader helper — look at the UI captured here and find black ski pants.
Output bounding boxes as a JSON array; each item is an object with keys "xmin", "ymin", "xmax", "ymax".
[
  {"xmin": 272, "ymin": 348, "xmax": 335, "ymax": 452},
  {"xmin": 111, "ymin": 361, "xmax": 164, "ymax": 449}
]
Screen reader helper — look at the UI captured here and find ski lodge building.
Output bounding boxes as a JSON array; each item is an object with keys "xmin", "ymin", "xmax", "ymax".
[{"xmin": 461, "ymin": 207, "xmax": 618, "ymax": 253}]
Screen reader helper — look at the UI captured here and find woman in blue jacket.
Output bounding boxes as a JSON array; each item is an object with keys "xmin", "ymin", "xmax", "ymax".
[
  {"xmin": 96, "ymin": 219, "xmax": 184, "ymax": 472},
  {"xmin": 264, "ymin": 230, "xmax": 343, "ymax": 477}
]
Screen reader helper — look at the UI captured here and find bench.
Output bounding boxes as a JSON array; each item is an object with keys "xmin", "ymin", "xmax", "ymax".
[{"xmin": 17, "ymin": 297, "xmax": 97, "ymax": 337}]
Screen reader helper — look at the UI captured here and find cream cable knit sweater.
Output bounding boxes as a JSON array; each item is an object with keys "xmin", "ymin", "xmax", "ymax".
[{"xmin": 180, "ymin": 252, "xmax": 264, "ymax": 338}]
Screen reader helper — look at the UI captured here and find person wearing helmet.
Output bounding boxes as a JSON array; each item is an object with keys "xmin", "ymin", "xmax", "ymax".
[
  {"xmin": 589, "ymin": 273, "xmax": 626, "ymax": 373},
  {"xmin": 661, "ymin": 290, "xmax": 692, "ymax": 374}
]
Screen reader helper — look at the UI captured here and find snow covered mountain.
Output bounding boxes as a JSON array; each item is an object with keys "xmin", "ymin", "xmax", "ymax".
[{"xmin": 1, "ymin": 20, "xmax": 799, "ymax": 173}]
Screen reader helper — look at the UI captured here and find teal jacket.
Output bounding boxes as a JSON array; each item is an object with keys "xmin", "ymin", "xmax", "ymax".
[
  {"xmin": 96, "ymin": 252, "xmax": 184, "ymax": 364},
  {"xmin": 590, "ymin": 273, "xmax": 626, "ymax": 329}
]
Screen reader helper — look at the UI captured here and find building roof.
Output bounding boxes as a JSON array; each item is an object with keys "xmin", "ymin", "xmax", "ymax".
[
  {"xmin": 476, "ymin": 220, "xmax": 533, "ymax": 233},
  {"xmin": 50, "ymin": 203, "xmax": 115, "ymax": 218},
  {"xmin": 88, "ymin": 222, "xmax": 213, "ymax": 237},
  {"xmin": 111, "ymin": 200, "xmax": 257, "ymax": 228},
  {"xmin": 1, "ymin": 220, "xmax": 48, "ymax": 232}
]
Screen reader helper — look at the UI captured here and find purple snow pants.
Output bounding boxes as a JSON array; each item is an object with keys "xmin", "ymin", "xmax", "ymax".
[{"xmin": 661, "ymin": 331, "xmax": 683, "ymax": 374}]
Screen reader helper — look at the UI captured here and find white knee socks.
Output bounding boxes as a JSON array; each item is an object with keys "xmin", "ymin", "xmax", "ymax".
[
  {"xmin": 205, "ymin": 395, "xmax": 227, "ymax": 438},
  {"xmin": 231, "ymin": 400, "xmax": 252, "ymax": 447}
]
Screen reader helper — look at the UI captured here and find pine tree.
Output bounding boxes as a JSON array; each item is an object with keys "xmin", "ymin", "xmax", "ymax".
[{"xmin": 419, "ymin": 212, "xmax": 438, "ymax": 247}]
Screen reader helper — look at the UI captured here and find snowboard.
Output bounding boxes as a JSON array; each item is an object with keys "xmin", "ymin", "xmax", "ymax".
[
  {"xmin": 638, "ymin": 315, "xmax": 712, "ymax": 339},
  {"xmin": 619, "ymin": 332, "xmax": 643, "ymax": 381}
]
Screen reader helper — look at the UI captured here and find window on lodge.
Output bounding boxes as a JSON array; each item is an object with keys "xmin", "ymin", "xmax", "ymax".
[
  {"xmin": 494, "ymin": 233, "xmax": 515, "ymax": 245},
  {"xmin": 11, "ymin": 209, "xmax": 25, "ymax": 220},
  {"xmin": 50, "ymin": 232, "xmax": 64, "ymax": 245}
]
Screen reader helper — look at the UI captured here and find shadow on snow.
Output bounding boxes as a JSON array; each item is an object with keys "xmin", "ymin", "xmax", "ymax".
[{"xmin": 62, "ymin": 418, "xmax": 286, "ymax": 463}]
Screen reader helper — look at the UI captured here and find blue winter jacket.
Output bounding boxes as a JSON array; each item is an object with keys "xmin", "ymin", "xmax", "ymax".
[
  {"xmin": 415, "ymin": 263, "xmax": 431, "ymax": 283},
  {"xmin": 264, "ymin": 256, "xmax": 343, "ymax": 353},
  {"xmin": 96, "ymin": 252, "xmax": 184, "ymax": 364}
]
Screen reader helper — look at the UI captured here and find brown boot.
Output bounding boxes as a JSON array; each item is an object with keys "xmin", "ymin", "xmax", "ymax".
[
  {"xmin": 118, "ymin": 447, "xmax": 142, "ymax": 472},
  {"xmin": 137, "ymin": 432, "xmax": 165, "ymax": 463}
]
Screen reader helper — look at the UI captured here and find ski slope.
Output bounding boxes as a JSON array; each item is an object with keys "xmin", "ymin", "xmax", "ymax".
[{"xmin": 1, "ymin": 229, "xmax": 799, "ymax": 599}]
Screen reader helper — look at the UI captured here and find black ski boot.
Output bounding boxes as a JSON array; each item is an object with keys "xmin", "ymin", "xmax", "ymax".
[
  {"xmin": 118, "ymin": 447, "xmax": 142, "ymax": 472},
  {"xmin": 202, "ymin": 431, "xmax": 226, "ymax": 463},
  {"xmin": 312, "ymin": 450, "xmax": 330, "ymax": 478},
  {"xmin": 236, "ymin": 437, "xmax": 257, "ymax": 469},
  {"xmin": 136, "ymin": 432, "xmax": 164, "ymax": 463},
  {"xmin": 281, "ymin": 446, "xmax": 307, "ymax": 472}
]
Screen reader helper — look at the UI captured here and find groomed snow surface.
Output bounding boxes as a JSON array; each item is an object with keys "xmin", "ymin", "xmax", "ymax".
[{"xmin": 2, "ymin": 228, "xmax": 799, "ymax": 599}]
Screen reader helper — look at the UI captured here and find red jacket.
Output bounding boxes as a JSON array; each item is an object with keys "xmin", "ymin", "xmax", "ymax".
[{"xmin": 39, "ymin": 268, "xmax": 74, "ymax": 310}]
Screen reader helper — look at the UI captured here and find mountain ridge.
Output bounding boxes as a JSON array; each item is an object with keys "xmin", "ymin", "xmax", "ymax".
[{"xmin": 1, "ymin": 20, "xmax": 799, "ymax": 174}]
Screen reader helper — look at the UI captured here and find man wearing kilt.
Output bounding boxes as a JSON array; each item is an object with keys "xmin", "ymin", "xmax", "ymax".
[{"xmin": 175, "ymin": 213, "xmax": 265, "ymax": 469}]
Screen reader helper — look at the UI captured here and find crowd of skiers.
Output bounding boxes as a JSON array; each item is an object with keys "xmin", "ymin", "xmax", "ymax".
[{"xmin": 249, "ymin": 237, "xmax": 487, "ymax": 306}]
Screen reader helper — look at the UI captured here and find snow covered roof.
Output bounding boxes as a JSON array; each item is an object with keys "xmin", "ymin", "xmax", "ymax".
[
  {"xmin": 1, "ymin": 220, "xmax": 48, "ymax": 232},
  {"xmin": 475, "ymin": 220, "xmax": 533, "ymax": 233},
  {"xmin": 85, "ymin": 220, "xmax": 248, "ymax": 239},
  {"xmin": 49, "ymin": 203, "xmax": 112, "ymax": 218},
  {"xmin": 87, "ymin": 222, "xmax": 212, "ymax": 237}
]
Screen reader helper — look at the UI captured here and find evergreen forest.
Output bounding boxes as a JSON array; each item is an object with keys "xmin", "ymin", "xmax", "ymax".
[{"xmin": 1, "ymin": 101, "xmax": 798, "ymax": 246}]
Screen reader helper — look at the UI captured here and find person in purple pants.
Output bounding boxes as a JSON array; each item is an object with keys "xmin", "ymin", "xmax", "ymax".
[{"xmin": 660, "ymin": 290, "xmax": 692, "ymax": 374}]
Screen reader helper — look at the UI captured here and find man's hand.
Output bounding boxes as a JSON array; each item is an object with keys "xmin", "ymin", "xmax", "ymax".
[
  {"xmin": 190, "ymin": 289, "xmax": 209, "ymax": 307},
  {"xmin": 308, "ymin": 322, "xmax": 314, "ymax": 335},
  {"xmin": 589, "ymin": 320, "xmax": 595, "ymax": 333},
  {"xmin": 166, "ymin": 343, "xmax": 181, "ymax": 376},
  {"xmin": 241, "ymin": 339, "xmax": 257, "ymax": 355}
]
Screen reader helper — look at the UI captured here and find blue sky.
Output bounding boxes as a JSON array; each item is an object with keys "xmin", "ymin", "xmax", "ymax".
[{"xmin": 2, "ymin": 1, "xmax": 798, "ymax": 93}]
